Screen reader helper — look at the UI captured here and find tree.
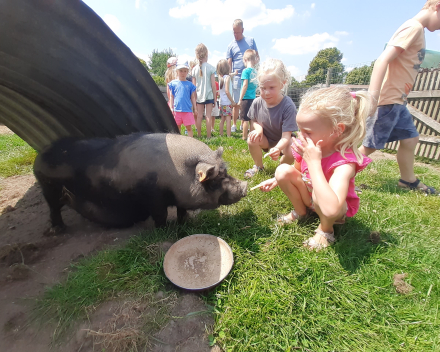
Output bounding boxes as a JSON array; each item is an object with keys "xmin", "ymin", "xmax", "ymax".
[
  {"xmin": 345, "ymin": 61, "xmax": 375, "ymax": 85},
  {"xmin": 148, "ymin": 48, "xmax": 177, "ymax": 78},
  {"xmin": 138, "ymin": 57, "xmax": 148, "ymax": 71},
  {"xmin": 304, "ymin": 48, "xmax": 344, "ymax": 87},
  {"xmin": 290, "ymin": 76, "xmax": 304, "ymax": 88}
]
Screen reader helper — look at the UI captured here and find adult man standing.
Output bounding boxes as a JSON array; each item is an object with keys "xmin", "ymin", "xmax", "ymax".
[{"xmin": 226, "ymin": 19, "xmax": 259, "ymax": 132}]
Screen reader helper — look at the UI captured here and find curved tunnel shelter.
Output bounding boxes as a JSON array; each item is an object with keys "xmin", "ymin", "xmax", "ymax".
[{"xmin": 0, "ymin": 0, "xmax": 178, "ymax": 152}]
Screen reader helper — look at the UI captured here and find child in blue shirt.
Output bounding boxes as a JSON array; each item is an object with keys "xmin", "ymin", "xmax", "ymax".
[
  {"xmin": 238, "ymin": 49, "xmax": 258, "ymax": 140},
  {"xmin": 168, "ymin": 61, "xmax": 198, "ymax": 137}
]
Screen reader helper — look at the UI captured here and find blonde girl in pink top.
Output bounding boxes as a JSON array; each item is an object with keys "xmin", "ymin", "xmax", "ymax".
[{"xmin": 258, "ymin": 86, "xmax": 372, "ymax": 250}]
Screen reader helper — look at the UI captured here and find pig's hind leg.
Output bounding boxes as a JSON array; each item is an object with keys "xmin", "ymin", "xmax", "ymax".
[{"xmin": 39, "ymin": 181, "xmax": 67, "ymax": 235}]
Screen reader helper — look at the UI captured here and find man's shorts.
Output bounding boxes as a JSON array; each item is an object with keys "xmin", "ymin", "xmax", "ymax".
[
  {"xmin": 231, "ymin": 75, "xmax": 242, "ymax": 103},
  {"xmin": 239, "ymin": 99, "xmax": 254, "ymax": 121},
  {"xmin": 220, "ymin": 104, "xmax": 233, "ymax": 117},
  {"xmin": 363, "ymin": 104, "xmax": 419, "ymax": 150},
  {"xmin": 174, "ymin": 112, "xmax": 195, "ymax": 126}
]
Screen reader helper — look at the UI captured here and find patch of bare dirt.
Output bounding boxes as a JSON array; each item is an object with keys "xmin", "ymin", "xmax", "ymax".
[
  {"xmin": 393, "ymin": 273, "xmax": 414, "ymax": 294},
  {"xmin": 0, "ymin": 125, "xmax": 14, "ymax": 135},
  {"xmin": 369, "ymin": 150, "xmax": 440, "ymax": 172},
  {"xmin": 0, "ymin": 174, "xmax": 214, "ymax": 351}
]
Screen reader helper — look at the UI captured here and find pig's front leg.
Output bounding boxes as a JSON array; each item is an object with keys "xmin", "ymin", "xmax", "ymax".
[{"xmin": 177, "ymin": 207, "xmax": 187, "ymax": 223}]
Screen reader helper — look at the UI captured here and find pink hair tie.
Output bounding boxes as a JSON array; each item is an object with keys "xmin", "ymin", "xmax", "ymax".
[{"xmin": 350, "ymin": 91, "xmax": 357, "ymax": 99}]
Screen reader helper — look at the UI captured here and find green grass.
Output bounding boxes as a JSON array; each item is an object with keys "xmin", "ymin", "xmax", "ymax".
[
  {"xmin": 3, "ymin": 123, "xmax": 439, "ymax": 351},
  {"xmin": 0, "ymin": 133, "xmax": 37, "ymax": 178}
]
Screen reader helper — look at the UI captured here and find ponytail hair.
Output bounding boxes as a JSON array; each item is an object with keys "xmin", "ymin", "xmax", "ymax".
[
  {"xmin": 216, "ymin": 59, "xmax": 230, "ymax": 90},
  {"xmin": 195, "ymin": 43, "xmax": 208, "ymax": 77},
  {"xmin": 299, "ymin": 86, "xmax": 372, "ymax": 163},
  {"xmin": 164, "ymin": 66, "xmax": 176, "ymax": 84}
]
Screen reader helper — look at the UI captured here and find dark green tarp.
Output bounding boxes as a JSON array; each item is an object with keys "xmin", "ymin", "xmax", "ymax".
[{"xmin": 0, "ymin": 0, "xmax": 178, "ymax": 152}]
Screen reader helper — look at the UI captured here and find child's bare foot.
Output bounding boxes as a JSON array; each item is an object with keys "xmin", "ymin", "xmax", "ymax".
[{"xmin": 303, "ymin": 228, "xmax": 335, "ymax": 251}]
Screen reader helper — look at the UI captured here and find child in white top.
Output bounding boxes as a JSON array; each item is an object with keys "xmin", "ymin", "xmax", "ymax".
[
  {"xmin": 192, "ymin": 43, "xmax": 217, "ymax": 138},
  {"xmin": 216, "ymin": 59, "xmax": 238, "ymax": 137}
]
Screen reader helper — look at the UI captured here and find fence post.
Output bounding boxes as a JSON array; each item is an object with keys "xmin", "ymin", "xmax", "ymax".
[{"xmin": 326, "ymin": 67, "xmax": 333, "ymax": 87}]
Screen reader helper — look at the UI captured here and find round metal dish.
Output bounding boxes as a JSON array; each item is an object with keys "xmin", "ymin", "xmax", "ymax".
[{"xmin": 163, "ymin": 234, "xmax": 234, "ymax": 291}]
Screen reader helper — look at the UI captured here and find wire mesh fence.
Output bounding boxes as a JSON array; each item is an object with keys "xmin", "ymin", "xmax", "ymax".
[{"xmin": 288, "ymin": 61, "xmax": 375, "ymax": 107}]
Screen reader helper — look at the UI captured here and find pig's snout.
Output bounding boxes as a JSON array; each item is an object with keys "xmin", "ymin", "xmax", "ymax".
[{"xmin": 240, "ymin": 181, "xmax": 248, "ymax": 197}]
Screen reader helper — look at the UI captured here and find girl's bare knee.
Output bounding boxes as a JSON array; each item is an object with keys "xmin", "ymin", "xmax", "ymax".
[{"xmin": 275, "ymin": 164, "xmax": 296, "ymax": 182}]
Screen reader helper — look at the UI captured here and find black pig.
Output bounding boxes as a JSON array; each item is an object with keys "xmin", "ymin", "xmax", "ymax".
[{"xmin": 34, "ymin": 133, "xmax": 247, "ymax": 234}]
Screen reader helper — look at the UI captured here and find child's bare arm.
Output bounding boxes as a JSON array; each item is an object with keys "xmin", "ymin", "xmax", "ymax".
[
  {"xmin": 224, "ymin": 76, "xmax": 236, "ymax": 106},
  {"xmin": 191, "ymin": 91, "xmax": 198, "ymax": 117},
  {"xmin": 169, "ymin": 93, "xmax": 174, "ymax": 112},
  {"xmin": 369, "ymin": 46, "xmax": 404, "ymax": 112},
  {"xmin": 210, "ymin": 74, "xmax": 217, "ymax": 103},
  {"xmin": 238, "ymin": 79, "xmax": 248, "ymax": 106},
  {"xmin": 309, "ymin": 163, "xmax": 355, "ymax": 218}
]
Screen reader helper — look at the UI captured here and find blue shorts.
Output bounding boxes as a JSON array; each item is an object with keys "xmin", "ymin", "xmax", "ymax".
[
  {"xmin": 197, "ymin": 99, "xmax": 215, "ymax": 105},
  {"xmin": 362, "ymin": 104, "xmax": 419, "ymax": 150}
]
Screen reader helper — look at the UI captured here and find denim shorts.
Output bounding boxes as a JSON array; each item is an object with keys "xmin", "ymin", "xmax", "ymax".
[
  {"xmin": 362, "ymin": 104, "xmax": 419, "ymax": 149},
  {"xmin": 197, "ymin": 99, "xmax": 215, "ymax": 105}
]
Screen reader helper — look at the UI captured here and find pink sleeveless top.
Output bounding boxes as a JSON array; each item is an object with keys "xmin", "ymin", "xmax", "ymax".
[{"xmin": 292, "ymin": 148, "xmax": 372, "ymax": 217}]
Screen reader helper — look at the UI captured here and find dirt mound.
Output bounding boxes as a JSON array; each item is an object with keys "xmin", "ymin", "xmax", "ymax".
[{"xmin": 0, "ymin": 173, "xmax": 214, "ymax": 351}]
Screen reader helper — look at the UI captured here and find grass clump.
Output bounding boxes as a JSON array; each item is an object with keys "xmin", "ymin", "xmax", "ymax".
[
  {"xmin": 27, "ymin": 123, "xmax": 440, "ymax": 351},
  {"xmin": 0, "ymin": 133, "xmax": 37, "ymax": 178}
]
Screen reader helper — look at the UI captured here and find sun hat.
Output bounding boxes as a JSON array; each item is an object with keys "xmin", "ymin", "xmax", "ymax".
[
  {"xmin": 176, "ymin": 61, "xmax": 190, "ymax": 70},
  {"xmin": 166, "ymin": 57, "xmax": 178, "ymax": 68}
]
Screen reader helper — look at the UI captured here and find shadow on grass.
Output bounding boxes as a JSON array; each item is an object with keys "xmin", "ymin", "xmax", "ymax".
[{"xmin": 333, "ymin": 216, "xmax": 398, "ymax": 274}]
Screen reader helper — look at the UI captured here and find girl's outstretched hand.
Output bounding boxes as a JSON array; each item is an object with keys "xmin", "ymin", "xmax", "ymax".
[
  {"xmin": 302, "ymin": 135, "xmax": 323, "ymax": 163},
  {"xmin": 258, "ymin": 178, "xmax": 278, "ymax": 192}
]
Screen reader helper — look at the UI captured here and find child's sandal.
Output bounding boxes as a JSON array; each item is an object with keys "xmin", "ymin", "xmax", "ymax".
[
  {"xmin": 277, "ymin": 209, "xmax": 309, "ymax": 224},
  {"xmin": 303, "ymin": 229, "xmax": 335, "ymax": 251},
  {"xmin": 398, "ymin": 178, "xmax": 438, "ymax": 195},
  {"xmin": 244, "ymin": 165, "xmax": 263, "ymax": 178}
]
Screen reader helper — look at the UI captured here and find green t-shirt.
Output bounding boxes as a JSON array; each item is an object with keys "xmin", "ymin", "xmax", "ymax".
[{"xmin": 241, "ymin": 67, "xmax": 257, "ymax": 100}]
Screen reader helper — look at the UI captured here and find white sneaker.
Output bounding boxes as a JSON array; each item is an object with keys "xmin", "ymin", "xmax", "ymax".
[
  {"xmin": 239, "ymin": 124, "xmax": 243, "ymax": 131},
  {"xmin": 231, "ymin": 125, "xmax": 236, "ymax": 132}
]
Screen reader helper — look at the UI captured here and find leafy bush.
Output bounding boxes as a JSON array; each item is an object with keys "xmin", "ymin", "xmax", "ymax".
[{"xmin": 152, "ymin": 75, "xmax": 165, "ymax": 87}]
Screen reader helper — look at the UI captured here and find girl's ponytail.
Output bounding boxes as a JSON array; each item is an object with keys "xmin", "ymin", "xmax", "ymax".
[
  {"xmin": 198, "ymin": 58, "xmax": 203, "ymax": 77},
  {"xmin": 195, "ymin": 43, "xmax": 208, "ymax": 78},
  {"xmin": 335, "ymin": 90, "xmax": 371, "ymax": 163}
]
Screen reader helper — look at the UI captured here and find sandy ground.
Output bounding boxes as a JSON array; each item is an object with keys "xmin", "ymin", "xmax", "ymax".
[{"xmin": 0, "ymin": 126, "xmax": 216, "ymax": 352}]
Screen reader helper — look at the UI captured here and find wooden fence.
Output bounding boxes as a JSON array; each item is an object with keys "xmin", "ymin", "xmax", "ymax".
[{"xmin": 286, "ymin": 70, "xmax": 440, "ymax": 160}]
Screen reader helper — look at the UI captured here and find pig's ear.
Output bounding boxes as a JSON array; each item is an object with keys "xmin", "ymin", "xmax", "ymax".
[
  {"xmin": 216, "ymin": 147, "xmax": 224, "ymax": 157},
  {"xmin": 196, "ymin": 163, "xmax": 216, "ymax": 182}
]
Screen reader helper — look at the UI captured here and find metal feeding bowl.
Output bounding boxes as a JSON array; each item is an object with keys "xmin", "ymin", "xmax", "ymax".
[{"xmin": 163, "ymin": 234, "xmax": 234, "ymax": 291}]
